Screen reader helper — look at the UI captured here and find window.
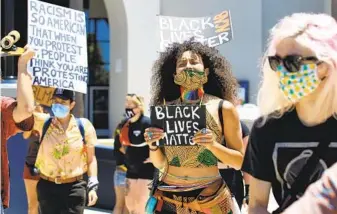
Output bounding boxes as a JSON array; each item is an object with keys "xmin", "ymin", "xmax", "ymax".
[
  {"xmin": 85, "ymin": 11, "xmax": 110, "ymax": 86},
  {"xmin": 84, "ymin": 9, "xmax": 110, "ymax": 137}
]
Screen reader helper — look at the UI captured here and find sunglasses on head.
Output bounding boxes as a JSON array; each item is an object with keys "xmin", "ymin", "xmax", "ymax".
[
  {"xmin": 127, "ymin": 93, "xmax": 141, "ymax": 102},
  {"xmin": 268, "ymin": 55, "xmax": 322, "ymax": 73}
]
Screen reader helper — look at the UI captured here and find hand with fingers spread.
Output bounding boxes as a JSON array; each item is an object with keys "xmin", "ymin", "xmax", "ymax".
[
  {"xmin": 192, "ymin": 128, "xmax": 216, "ymax": 149},
  {"xmin": 144, "ymin": 127, "xmax": 165, "ymax": 150}
]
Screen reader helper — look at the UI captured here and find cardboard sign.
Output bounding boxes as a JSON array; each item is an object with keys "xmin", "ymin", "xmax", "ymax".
[
  {"xmin": 33, "ymin": 86, "xmax": 55, "ymax": 107},
  {"xmin": 158, "ymin": 10, "xmax": 233, "ymax": 52},
  {"xmin": 27, "ymin": 0, "xmax": 88, "ymax": 93},
  {"xmin": 150, "ymin": 105, "xmax": 206, "ymax": 146}
]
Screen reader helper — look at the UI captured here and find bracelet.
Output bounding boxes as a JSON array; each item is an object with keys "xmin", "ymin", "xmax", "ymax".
[{"xmin": 149, "ymin": 146, "xmax": 159, "ymax": 151}]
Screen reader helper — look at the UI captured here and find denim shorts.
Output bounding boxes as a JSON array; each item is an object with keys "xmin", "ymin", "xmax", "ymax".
[{"xmin": 114, "ymin": 169, "xmax": 127, "ymax": 187}]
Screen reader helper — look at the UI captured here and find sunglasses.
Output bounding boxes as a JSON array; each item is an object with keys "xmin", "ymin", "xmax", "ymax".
[
  {"xmin": 127, "ymin": 93, "xmax": 142, "ymax": 102},
  {"xmin": 268, "ymin": 55, "xmax": 322, "ymax": 73}
]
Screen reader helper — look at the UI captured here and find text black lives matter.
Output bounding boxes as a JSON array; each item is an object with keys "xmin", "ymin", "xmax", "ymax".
[{"xmin": 150, "ymin": 105, "xmax": 206, "ymax": 146}]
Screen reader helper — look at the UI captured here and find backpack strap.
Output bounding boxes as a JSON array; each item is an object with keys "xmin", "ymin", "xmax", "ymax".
[
  {"xmin": 75, "ymin": 118, "xmax": 86, "ymax": 145},
  {"xmin": 218, "ymin": 100, "xmax": 225, "ymax": 145},
  {"xmin": 40, "ymin": 117, "xmax": 53, "ymax": 144}
]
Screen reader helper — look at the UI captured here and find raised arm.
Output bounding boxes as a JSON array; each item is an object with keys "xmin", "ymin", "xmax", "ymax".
[{"xmin": 13, "ymin": 46, "xmax": 35, "ymax": 122}]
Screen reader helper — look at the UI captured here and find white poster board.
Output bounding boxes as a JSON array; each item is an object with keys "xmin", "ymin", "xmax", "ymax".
[
  {"xmin": 158, "ymin": 10, "xmax": 233, "ymax": 52},
  {"xmin": 27, "ymin": 0, "xmax": 88, "ymax": 94}
]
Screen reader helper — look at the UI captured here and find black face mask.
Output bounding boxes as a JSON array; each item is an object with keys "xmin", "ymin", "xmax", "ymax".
[{"xmin": 125, "ymin": 108, "xmax": 135, "ymax": 118}]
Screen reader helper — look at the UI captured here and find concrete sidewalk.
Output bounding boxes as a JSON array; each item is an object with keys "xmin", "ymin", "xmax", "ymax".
[{"xmin": 84, "ymin": 207, "xmax": 111, "ymax": 214}]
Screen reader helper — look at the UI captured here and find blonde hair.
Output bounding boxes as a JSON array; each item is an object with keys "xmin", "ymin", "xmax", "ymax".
[
  {"xmin": 126, "ymin": 94, "xmax": 145, "ymax": 113},
  {"xmin": 258, "ymin": 13, "xmax": 337, "ymax": 125}
]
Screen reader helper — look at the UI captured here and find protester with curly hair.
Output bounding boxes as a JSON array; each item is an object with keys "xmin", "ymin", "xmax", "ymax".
[{"xmin": 144, "ymin": 39, "xmax": 244, "ymax": 214}]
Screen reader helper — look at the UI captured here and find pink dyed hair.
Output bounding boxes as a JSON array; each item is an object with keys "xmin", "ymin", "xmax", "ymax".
[{"xmin": 257, "ymin": 13, "xmax": 337, "ymax": 125}]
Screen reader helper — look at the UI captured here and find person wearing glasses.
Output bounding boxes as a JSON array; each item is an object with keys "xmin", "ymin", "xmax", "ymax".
[
  {"xmin": 116, "ymin": 93, "xmax": 154, "ymax": 214},
  {"xmin": 242, "ymin": 13, "xmax": 337, "ymax": 214}
]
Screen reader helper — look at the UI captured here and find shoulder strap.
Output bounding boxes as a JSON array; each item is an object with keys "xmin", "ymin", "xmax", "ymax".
[
  {"xmin": 276, "ymin": 141, "xmax": 331, "ymax": 212},
  {"xmin": 75, "ymin": 118, "xmax": 86, "ymax": 145},
  {"xmin": 40, "ymin": 117, "xmax": 53, "ymax": 144},
  {"xmin": 218, "ymin": 100, "xmax": 225, "ymax": 146},
  {"xmin": 218, "ymin": 100, "xmax": 224, "ymax": 133}
]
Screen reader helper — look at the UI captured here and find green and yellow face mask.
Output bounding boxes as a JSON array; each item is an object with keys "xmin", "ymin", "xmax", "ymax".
[
  {"xmin": 174, "ymin": 69, "xmax": 208, "ymax": 90},
  {"xmin": 276, "ymin": 63, "xmax": 321, "ymax": 103}
]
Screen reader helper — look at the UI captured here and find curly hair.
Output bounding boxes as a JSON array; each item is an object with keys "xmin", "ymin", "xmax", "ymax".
[{"xmin": 151, "ymin": 39, "xmax": 238, "ymax": 105}]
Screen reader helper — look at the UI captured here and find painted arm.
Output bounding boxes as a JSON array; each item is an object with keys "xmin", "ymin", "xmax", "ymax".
[
  {"xmin": 207, "ymin": 101, "xmax": 244, "ymax": 170},
  {"xmin": 149, "ymin": 146, "xmax": 167, "ymax": 170},
  {"xmin": 144, "ymin": 127, "xmax": 167, "ymax": 170},
  {"xmin": 249, "ymin": 177, "xmax": 272, "ymax": 214},
  {"xmin": 13, "ymin": 46, "xmax": 36, "ymax": 123}
]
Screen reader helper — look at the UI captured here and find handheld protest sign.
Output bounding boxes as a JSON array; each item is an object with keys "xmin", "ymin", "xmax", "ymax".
[
  {"xmin": 0, "ymin": 30, "xmax": 24, "ymax": 57},
  {"xmin": 158, "ymin": 10, "xmax": 233, "ymax": 52},
  {"xmin": 32, "ymin": 86, "xmax": 56, "ymax": 107},
  {"xmin": 150, "ymin": 105, "xmax": 206, "ymax": 146},
  {"xmin": 27, "ymin": 0, "xmax": 88, "ymax": 94}
]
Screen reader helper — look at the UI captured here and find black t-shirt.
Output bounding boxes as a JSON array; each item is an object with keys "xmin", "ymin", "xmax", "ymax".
[
  {"xmin": 123, "ymin": 115, "xmax": 154, "ymax": 179},
  {"xmin": 242, "ymin": 109, "xmax": 337, "ymax": 206}
]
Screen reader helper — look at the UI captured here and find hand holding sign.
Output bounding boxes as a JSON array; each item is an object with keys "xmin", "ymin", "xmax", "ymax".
[
  {"xmin": 18, "ymin": 45, "xmax": 36, "ymax": 66},
  {"xmin": 144, "ymin": 127, "xmax": 165, "ymax": 146},
  {"xmin": 192, "ymin": 128, "xmax": 216, "ymax": 149},
  {"xmin": 150, "ymin": 105, "xmax": 206, "ymax": 146}
]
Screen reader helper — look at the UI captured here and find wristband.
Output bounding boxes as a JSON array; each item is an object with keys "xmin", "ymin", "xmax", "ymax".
[{"xmin": 88, "ymin": 176, "xmax": 99, "ymax": 192}]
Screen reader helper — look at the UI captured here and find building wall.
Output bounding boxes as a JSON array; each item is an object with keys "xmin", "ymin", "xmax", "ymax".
[
  {"xmin": 262, "ymin": 0, "xmax": 331, "ymax": 50},
  {"xmin": 103, "ymin": 0, "xmax": 159, "ymax": 135}
]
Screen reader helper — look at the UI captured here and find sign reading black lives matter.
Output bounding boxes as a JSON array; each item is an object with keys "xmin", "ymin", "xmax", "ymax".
[
  {"xmin": 27, "ymin": 0, "xmax": 88, "ymax": 93},
  {"xmin": 158, "ymin": 10, "xmax": 233, "ymax": 52},
  {"xmin": 150, "ymin": 105, "xmax": 206, "ymax": 146}
]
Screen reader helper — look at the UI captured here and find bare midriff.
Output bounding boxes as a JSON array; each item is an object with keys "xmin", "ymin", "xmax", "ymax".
[{"xmin": 162, "ymin": 165, "xmax": 220, "ymax": 186}]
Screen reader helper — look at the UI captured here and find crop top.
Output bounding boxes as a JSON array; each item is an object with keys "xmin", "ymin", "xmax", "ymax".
[{"xmin": 165, "ymin": 110, "xmax": 222, "ymax": 168}]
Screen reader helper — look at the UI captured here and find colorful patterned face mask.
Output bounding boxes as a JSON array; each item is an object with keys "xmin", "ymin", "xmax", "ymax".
[
  {"xmin": 174, "ymin": 69, "xmax": 208, "ymax": 90},
  {"xmin": 276, "ymin": 63, "xmax": 321, "ymax": 103}
]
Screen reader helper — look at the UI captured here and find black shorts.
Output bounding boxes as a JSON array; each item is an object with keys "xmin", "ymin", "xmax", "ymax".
[
  {"xmin": 126, "ymin": 163, "xmax": 154, "ymax": 180},
  {"xmin": 219, "ymin": 168, "xmax": 244, "ymax": 208}
]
